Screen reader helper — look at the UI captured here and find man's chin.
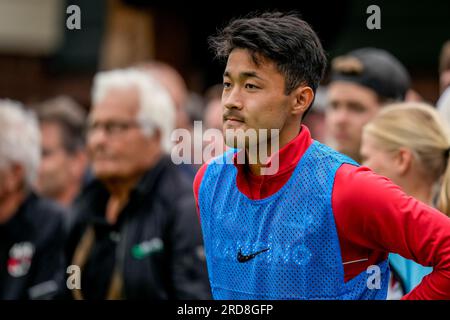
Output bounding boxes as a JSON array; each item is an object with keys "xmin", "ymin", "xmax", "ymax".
[
  {"xmin": 37, "ymin": 185, "xmax": 60, "ymax": 198},
  {"xmin": 223, "ymin": 134, "xmax": 245, "ymax": 150},
  {"xmin": 325, "ymin": 138, "xmax": 358, "ymax": 159},
  {"xmin": 93, "ymin": 168, "xmax": 123, "ymax": 181}
]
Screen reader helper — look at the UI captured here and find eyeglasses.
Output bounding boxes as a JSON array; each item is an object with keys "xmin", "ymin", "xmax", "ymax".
[
  {"xmin": 86, "ymin": 120, "xmax": 141, "ymax": 136},
  {"xmin": 42, "ymin": 147, "xmax": 64, "ymax": 158}
]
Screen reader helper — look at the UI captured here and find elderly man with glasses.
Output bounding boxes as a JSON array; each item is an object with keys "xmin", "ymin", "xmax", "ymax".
[{"xmin": 65, "ymin": 68, "xmax": 210, "ymax": 300}]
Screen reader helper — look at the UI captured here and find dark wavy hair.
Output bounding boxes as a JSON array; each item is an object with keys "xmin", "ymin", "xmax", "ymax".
[{"xmin": 209, "ymin": 11, "xmax": 327, "ymax": 95}]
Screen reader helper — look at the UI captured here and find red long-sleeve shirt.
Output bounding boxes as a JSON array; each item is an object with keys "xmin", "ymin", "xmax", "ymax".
[{"xmin": 193, "ymin": 125, "xmax": 450, "ymax": 299}]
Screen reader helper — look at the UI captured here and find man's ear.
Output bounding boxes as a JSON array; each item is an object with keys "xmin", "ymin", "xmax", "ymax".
[
  {"xmin": 394, "ymin": 147, "xmax": 413, "ymax": 176},
  {"xmin": 291, "ymin": 86, "xmax": 314, "ymax": 117},
  {"xmin": 146, "ymin": 127, "xmax": 163, "ymax": 149},
  {"xmin": 152, "ymin": 127, "xmax": 162, "ymax": 142}
]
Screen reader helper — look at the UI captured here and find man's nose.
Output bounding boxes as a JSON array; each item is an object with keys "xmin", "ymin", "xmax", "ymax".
[
  {"xmin": 87, "ymin": 126, "xmax": 107, "ymax": 148},
  {"xmin": 331, "ymin": 106, "xmax": 349, "ymax": 126},
  {"xmin": 223, "ymin": 87, "xmax": 243, "ymax": 110}
]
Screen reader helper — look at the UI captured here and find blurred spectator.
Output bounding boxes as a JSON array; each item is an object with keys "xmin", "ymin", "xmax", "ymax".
[
  {"xmin": 138, "ymin": 61, "xmax": 191, "ymax": 130},
  {"xmin": 438, "ymin": 88, "xmax": 450, "ymax": 127},
  {"xmin": 0, "ymin": 100, "xmax": 66, "ymax": 299},
  {"xmin": 138, "ymin": 60, "xmax": 201, "ymax": 176},
  {"xmin": 325, "ymin": 47, "xmax": 411, "ymax": 299},
  {"xmin": 325, "ymin": 47, "xmax": 410, "ymax": 163},
  {"xmin": 34, "ymin": 96, "xmax": 89, "ymax": 209},
  {"xmin": 185, "ymin": 91, "xmax": 206, "ymax": 126},
  {"xmin": 65, "ymin": 68, "xmax": 210, "ymax": 300},
  {"xmin": 361, "ymin": 102, "xmax": 450, "ymax": 296},
  {"xmin": 438, "ymin": 40, "xmax": 450, "ymax": 95},
  {"xmin": 437, "ymin": 41, "xmax": 450, "ymax": 127},
  {"xmin": 204, "ymin": 84, "xmax": 223, "ymax": 131},
  {"xmin": 201, "ymin": 84, "xmax": 227, "ymax": 160},
  {"xmin": 405, "ymin": 89, "xmax": 425, "ymax": 103},
  {"xmin": 303, "ymin": 86, "xmax": 328, "ymax": 142}
]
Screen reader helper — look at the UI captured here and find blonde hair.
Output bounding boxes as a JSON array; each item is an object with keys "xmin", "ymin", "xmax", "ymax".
[{"xmin": 364, "ymin": 102, "xmax": 450, "ymax": 216}]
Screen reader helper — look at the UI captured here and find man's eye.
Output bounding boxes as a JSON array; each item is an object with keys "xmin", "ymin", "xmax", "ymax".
[
  {"xmin": 42, "ymin": 149, "xmax": 53, "ymax": 157},
  {"xmin": 245, "ymin": 83, "xmax": 259, "ymax": 89},
  {"xmin": 349, "ymin": 104, "xmax": 366, "ymax": 113},
  {"xmin": 105, "ymin": 123, "xmax": 127, "ymax": 133},
  {"xmin": 223, "ymin": 82, "xmax": 231, "ymax": 89},
  {"xmin": 87, "ymin": 122, "xmax": 100, "ymax": 133},
  {"xmin": 329, "ymin": 103, "xmax": 338, "ymax": 110}
]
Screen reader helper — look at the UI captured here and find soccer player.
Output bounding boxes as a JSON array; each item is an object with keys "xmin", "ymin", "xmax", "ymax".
[{"xmin": 193, "ymin": 11, "xmax": 450, "ymax": 299}]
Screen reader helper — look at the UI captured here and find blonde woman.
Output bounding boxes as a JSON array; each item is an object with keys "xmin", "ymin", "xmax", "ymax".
[{"xmin": 361, "ymin": 102, "xmax": 450, "ymax": 295}]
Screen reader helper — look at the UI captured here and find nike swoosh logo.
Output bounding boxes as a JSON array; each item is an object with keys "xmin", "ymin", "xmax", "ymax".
[{"xmin": 237, "ymin": 248, "xmax": 270, "ymax": 263}]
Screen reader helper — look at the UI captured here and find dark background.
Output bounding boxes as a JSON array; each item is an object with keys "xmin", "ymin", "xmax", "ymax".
[{"xmin": 0, "ymin": 0, "xmax": 448, "ymax": 108}]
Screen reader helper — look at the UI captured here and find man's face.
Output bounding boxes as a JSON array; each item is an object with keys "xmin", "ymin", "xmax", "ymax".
[
  {"xmin": 87, "ymin": 87, "xmax": 158, "ymax": 181},
  {"xmin": 325, "ymin": 81, "xmax": 381, "ymax": 161},
  {"xmin": 0, "ymin": 166, "xmax": 10, "ymax": 202},
  {"xmin": 36, "ymin": 122, "xmax": 73, "ymax": 198},
  {"xmin": 441, "ymin": 70, "xmax": 450, "ymax": 94},
  {"xmin": 0, "ymin": 165, "xmax": 14, "ymax": 222},
  {"xmin": 222, "ymin": 49, "xmax": 292, "ymax": 149},
  {"xmin": 0, "ymin": 164, "xmax": 23, "ymax": 205}
]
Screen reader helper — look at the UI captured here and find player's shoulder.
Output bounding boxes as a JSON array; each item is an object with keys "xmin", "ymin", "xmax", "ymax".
[
  {"xmin": 193, "ymin": 162, "xmax": 209, "ymax": 192},
  {"xmin": 337, "ymin": 163, "xmax": 391, "ymax": 185},
  {"xmin": 193, "ymin": 149, "xmax": 237, "ymax": 195},
  {"xmin": 334, "ymin": 163, "xmax": 401, "ymax": 208},
  {"xmin": 312, "ymin": 141, "xmax": 359, "ymax": 165}
]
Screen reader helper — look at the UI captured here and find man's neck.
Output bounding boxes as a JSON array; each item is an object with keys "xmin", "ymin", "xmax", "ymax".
[
  {"xmin": 0, "ymin": 190, "xmax": 26, "ymax": 225},
  {"xmin": 103, "ymin": 175, "xmax": 140, "ymax": 225},
  {"xmin": 247, "ymin": 125, "xmax": 301, "ymax": 176},
  {"xmin": 55, "ymin": 182, "xmax": 82, "ymax": 208},
  {"xmin": 103, "ymin": 152, "xmax": 162, "ymax": 199},
  {"xmin": 102, "ymin": 151, "xmax": 163, "ymax": 225}
]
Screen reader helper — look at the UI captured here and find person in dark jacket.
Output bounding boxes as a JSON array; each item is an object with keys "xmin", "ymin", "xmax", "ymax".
[
  {"xmin": 65, "ymin": 68, "xmax": 210, "ymax": 299},
  {"xmin": 0, "ymin": 100, "xmax": 66, "ymax": 300}
]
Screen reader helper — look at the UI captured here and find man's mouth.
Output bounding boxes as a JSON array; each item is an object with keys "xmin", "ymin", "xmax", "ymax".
[
  {"xmin": 225, "ymin": 117, "xmax": 244, "ymax": 123},
  {"xmin": 333, "ymin": 132, "xmax": 350, "ymax": 141},
  {"xmin": 223, "ymin": 115, "xmax": 245, "ymax": 124}
]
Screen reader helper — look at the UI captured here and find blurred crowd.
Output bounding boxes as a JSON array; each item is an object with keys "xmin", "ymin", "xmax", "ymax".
[{"xmin": 0, "ymin": 28, "xmax": 450, "ymax": 299}]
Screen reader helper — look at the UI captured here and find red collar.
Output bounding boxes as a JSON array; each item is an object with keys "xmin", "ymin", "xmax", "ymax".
[{"xmin": 232, "ymin": 125, "xmax": 313, "ymax": 199}]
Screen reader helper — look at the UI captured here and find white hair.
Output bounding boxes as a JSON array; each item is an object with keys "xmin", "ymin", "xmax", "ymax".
[
  {"xmin": 0, "ymin": 100, "xmax": 41, "ymax": 188},
  {"xmin": 92, "ymin": 68, "xmax": 175, "ymax": 153}
]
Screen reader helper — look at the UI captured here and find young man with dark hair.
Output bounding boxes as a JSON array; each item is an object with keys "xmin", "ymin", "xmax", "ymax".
[
  {"xmin": 194, "ymin": 12, "xmax": 450, "ymax": 299},
  {"xmin": 325, "ymin": 47, "xmax": 411, "ymax": 163}
]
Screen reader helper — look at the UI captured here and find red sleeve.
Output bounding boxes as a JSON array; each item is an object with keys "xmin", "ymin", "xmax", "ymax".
[
  {"xmin": 333, "ymin": 163, "xmax": 450, "ymax": 299},
  {"xmin": 193, "ymin": 163, "xmax": 209, "ymax": 219}
]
